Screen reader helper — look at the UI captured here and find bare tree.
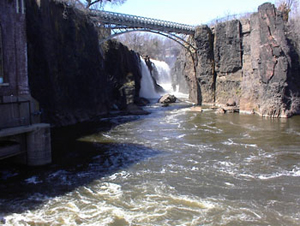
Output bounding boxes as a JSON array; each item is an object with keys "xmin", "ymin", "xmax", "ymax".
[
  {"xmin": 276, "ymin": 0, "xmax": 300, "ymax": 55},
  {"xmin": 276, "ymin": 0, "xmax": 299, "ymax": 21},
  {"xmin": 84, "ymin": 0, "xmax": 127, "ymax": 9},
  {"xmin": 56, "ymin": 0, "xmax": 127, "ymax": 9},
  {"xmin": 116, "ymin": 32, "xmax": 182, "ymax": 64}
]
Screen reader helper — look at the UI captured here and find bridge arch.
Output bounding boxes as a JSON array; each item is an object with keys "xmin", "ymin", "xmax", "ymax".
[
  {"xmin": 90, "ymin": 9, "xmax": 197, "ymax": 54},
  {"xmin": 98, "ymin": 28, "xmax": 197, "ymax": 56}
]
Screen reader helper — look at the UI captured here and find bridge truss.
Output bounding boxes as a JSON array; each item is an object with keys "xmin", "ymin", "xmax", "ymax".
[{"xmin": 89, "ymin": 10, "xmax": 198, "ymax": 53}]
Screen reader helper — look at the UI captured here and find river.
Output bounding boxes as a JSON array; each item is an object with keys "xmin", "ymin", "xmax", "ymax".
[
  {"xmin": 1, "ymin": 101, "xmax": 300, "ymax": 225},
  {"xmin": 1, "ymin": 58, "xmax": 300, "ymax": 225}
]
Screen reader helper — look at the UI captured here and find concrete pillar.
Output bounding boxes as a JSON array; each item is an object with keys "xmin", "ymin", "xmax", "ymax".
[{"xmin": 26, "ymin": 123, "xmax": 52, "ymax": 166}]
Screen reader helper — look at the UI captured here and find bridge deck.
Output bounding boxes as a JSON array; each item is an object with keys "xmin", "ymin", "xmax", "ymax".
[{"xmin": 89, "ymin": 10, "xmax": 196, "ymax": 35}]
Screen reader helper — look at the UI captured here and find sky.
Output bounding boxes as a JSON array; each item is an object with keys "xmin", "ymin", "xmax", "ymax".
[{"xmin": 105, "ymin": 0, "xmax": 276, "ymax": 25}]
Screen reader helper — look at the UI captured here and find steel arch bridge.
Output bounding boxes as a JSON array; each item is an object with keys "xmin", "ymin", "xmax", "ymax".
[
  {"xmin": 89, "ymin": 10, "xmax": 201, "ymax": 105},
  {"xmin": 89, "ymin": 10, "xmax": 197, "ymax": 53}
]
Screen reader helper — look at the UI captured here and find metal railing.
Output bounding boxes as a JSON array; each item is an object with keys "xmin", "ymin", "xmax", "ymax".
[{"xmin": 89, "ymin": 10, "xmax": 196, "ymax": 35}]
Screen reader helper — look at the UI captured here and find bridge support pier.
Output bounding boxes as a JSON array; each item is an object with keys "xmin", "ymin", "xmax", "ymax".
[
  {"xmin": 26, "ymin": 124, "xmax": 52, "ymax": 166},
  {"xmin": 0, "ymin": 123, "xmax": 52, "ymax": 166}
]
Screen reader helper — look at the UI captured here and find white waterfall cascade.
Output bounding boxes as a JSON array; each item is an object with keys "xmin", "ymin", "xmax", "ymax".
[
  {"xmin": 151, "ymin": 59, "xmax": 173, "ymax": 93},
  {"xmin": 139, "ymin": 57, "xmax": 189, "ymax": 99},
  {"xmin": 152, "ymin": 59, "xmax": 189, "ymax": 99},
  {"xmin": 139, "ymin": 57, "xmax": 161, "ymax": 99},
  {"xmin": 139, "ymin": 57, "xmax": 173, "ymax": 99}
]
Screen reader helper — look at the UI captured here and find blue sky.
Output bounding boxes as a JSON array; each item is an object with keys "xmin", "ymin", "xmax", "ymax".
[{"xmin": 105, "ymin": 0, "xmax": 276, "ymax": 25}]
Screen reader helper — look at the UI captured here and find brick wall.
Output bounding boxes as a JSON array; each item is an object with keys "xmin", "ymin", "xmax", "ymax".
[
  {"xmin": 0, "ymin": 0, "xmax": 34, "ymax": 129},
  {"xmin": 0, "ymin": 0, "xmax": 29, "ymax": 97}
]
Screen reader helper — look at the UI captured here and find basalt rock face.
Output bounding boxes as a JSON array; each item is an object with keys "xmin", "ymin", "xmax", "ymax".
[
  {"xmin": 171, "ymin": 51, "xmax": 191, "ymax": 94},
  {"xmin": 102, "ymin": 40, "xmax": 142, "ymax": 110},
  {"xmin": 26, "ymin": 0, "xmax": 108, "ymax": 126},
  {"xmin": 174, "ymin": 2, "xmax": 300, "ymax": 117},
  {"xmin": 240, "ymin": 3, "xmax": 298, "ymax": 117},
  {"xmin": 171, "ymin": 39, "xmax": 202, "ymax": 105},
  {"xmin": 194, "ymin": 25, "xmax": 215, "ymax": 103},
  {"xmin": 214, "ymin": 20, "xmax": 242, "ymax": 105},
  {"xmin": 26, "ymin": 0, "xmax": 141, "ymax": 126}
]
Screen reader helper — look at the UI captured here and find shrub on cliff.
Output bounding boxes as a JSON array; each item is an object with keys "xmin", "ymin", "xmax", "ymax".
[{"xmin": 277, "ymin": 0, "xmax": 300, "ymax": 53}]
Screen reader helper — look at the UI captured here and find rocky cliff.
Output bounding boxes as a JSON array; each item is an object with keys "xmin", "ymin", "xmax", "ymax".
[
  {"xmin": 173, "ymin": 3, "xmax": 300, "ymax": 117},
  {"xmin": 26, "ymin": 0, "xmax": 142, "ymax": 126},
  {"xmin": 102, "ymin": 40, "xmax": 142, "ymax": 109}
]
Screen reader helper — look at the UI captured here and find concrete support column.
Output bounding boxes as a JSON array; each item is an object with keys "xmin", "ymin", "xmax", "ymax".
[{"xmin": 26, "ymin": 123, "xmax": 51, "ymax": 166}]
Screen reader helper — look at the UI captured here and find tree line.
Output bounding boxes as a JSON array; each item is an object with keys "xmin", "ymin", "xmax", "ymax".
[{"xmin": 116, "ymin": 33, "xmax": 182, "ymax": 66}]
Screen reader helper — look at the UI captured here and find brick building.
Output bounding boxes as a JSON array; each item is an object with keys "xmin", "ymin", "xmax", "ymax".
[{"xmin": 0, "ymin": 0, "xmax": 51, "ymax": 166}]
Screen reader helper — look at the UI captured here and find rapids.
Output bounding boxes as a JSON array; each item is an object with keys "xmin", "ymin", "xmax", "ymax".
[
  {"xmin": 1, "ymin": 60, "xmax": 299, "ymax": 225},
  {"xmin": 1, "ymin": 103, "xmax": 300, "ymax": 225}
]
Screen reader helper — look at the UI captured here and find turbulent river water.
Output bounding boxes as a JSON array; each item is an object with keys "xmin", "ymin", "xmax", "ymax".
[
  {"xmin": 1, "ymin": 101, "xmax": 300, "ymax": 225},
  {"xmin": 1, "ymin": 59, "xmax": 300, "ymax": 225}
]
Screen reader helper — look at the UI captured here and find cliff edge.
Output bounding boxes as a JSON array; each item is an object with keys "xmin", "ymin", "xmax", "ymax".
[
  {"xmin": 173, "ymin": 3, "xmax": 300, "ymax": 117},
  {"xmin": 26, "ymin": 0, "xmax": 142, "ymax": 126}
]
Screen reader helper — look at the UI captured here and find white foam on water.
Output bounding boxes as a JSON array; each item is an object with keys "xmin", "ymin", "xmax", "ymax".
[
  {"xmin": 25, "ymin": 176, "xmax": 42, "ymax": 184},
  {"xmin": 258, "ymin": 166, "xmax": 300, "ymax": 180},
  {"xmin": 176, "ymin": 134, "xmax": 186, "ymax": 139}
]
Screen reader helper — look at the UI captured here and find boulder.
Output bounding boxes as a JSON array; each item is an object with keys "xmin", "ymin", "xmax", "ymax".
[
  {"xmin": 215, "ymin": 108, "xmax": 226, "ymax": 114},
  {"xmin": 224, "ymin": 106, "xmax": 239, "ymax": 113},
  {"xmin": 226, "ymin": 99, "xmax": 237, "ymax": 106},
  {"xmin": 159, "ymin": 94, "xmax": 177, "ymax": 104}
]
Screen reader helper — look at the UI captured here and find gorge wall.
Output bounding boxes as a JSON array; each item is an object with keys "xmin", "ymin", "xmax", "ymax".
[
  {"xmin": 25, "ymin": 0, "xmax": 300, "ymax": 127},
  {"xmin": 174, "ymin": 3, "xmax": 300, "ymax": 117},
  {"xmin": 26, "ymin": 0, "xmax": 141, "ymax": 126}
]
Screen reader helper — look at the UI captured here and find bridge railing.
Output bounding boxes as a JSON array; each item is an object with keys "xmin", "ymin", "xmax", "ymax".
[{"xmin": 89, "ymin": 10, "xmax": 196, "ymax": 35}]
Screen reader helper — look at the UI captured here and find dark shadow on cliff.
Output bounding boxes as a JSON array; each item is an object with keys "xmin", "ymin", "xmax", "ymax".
[{"xmin": 0, "ymin": 117, "xmax": 162, "ymax": 215}]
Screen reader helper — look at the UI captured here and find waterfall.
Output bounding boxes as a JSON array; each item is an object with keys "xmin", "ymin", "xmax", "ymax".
[
  {"xmin": 139, "ymin": 57, "xmax": 188, "ymax": 99},
  {"xmin": 139, "ymin": 57, "xmax": 161, "ymax": 99},
  {"xmin": 151, "ymin": 59, "xmax": 173, "ymax": 93}
]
